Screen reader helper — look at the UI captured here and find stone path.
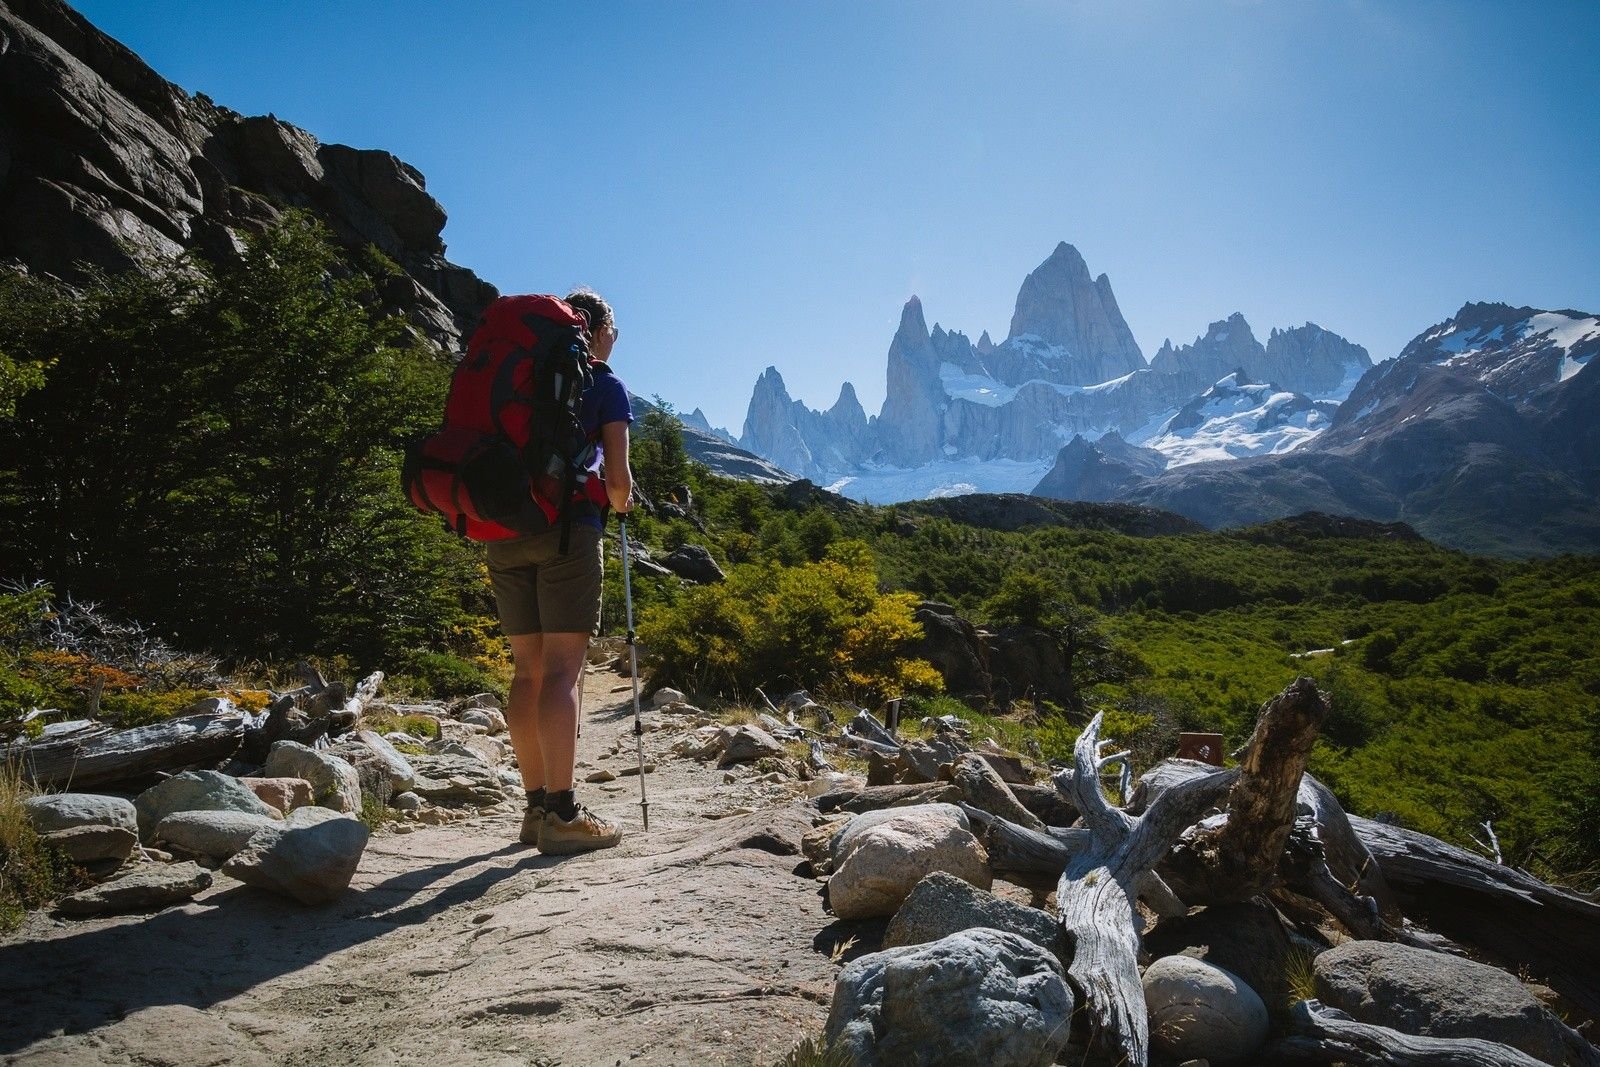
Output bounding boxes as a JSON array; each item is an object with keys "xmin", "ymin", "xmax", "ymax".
[{"xmin": 0, "ymin": 676, "xmax": 860, "ymax": 1066}]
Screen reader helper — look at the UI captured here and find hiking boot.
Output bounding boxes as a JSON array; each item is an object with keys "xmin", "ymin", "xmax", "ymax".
[
  {"xmin": 520, "ymin": 804, "xmax": 544, "ymax": 847},
  {"xmin": 539, "ymin": 804, "xmax": 622, "ymax": 855}
]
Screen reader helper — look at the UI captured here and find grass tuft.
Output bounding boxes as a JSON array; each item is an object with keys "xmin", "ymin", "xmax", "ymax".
[
  {"xmin": 774, "ymin": 1033, "xmax": 852, "ymax": 1067},
  {"xmin": 0, "ymin": 763, "xmax": 79, "ymax": 932}
]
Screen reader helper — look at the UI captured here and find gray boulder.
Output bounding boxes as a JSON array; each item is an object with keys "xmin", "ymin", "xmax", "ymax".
[
  {"xmin": 152, "ymin": 810, "xmax": 279, "ymax": 863},
  {"xmin": 1313, "ymin": 940, "xmax": 1568, "ymax": 1064},
  {"xmin": 459, "ymin": 707, "xmax": 508, "ymax": 734},
  {"xmin": 350, "ymin": 730, "xmax": 417, "ymax": 793},
  {"xmin": 408, "ymin": 753, "xmax": 506, "ymax": 806},
  {"xmin": 24, "ymin": 793, "xmax": 138, "ymax": 835},
  {"xmin": 222, "ymin": 807, "xmax": 369, "ymax": 905},
  {"xmin": 263, "ymin": 740, "xmax": 362, "ymax": 812},
  {"xmin": 830, "ymin": 803, "xmax": 970, "ymax": 866},
  {"xmin": 40, "ymin": 824, "xmax": 139, "ymax": 865},
  {"xmin": 829, "ymin": 806, "xmax": 990, "ymax": 920},
  {"xmin": 1144, "ymin": 899, "xmax": 1298, "ymax": 1006},
  {"xmin": 134, "ymin": 771, "xmax": 281, "ymax": 838},
  {"xmin": 825, "ymin": 928, "xmax": 1074, "ymax": 1067},
  {"xmin": 711, "ymin": 724, "xmax": 785, "ymax": 767},
  {"xmin": 1144, "ymin": 955, "xmax": 1269, "ymax": 1064},
  {"xmin": 884, "ymin": 872, "xmax": 1064, "ymax": 963},
  {"xmin": 58, "ymin": 861, "xmax": 212, "ymax": 917},
  {"xmin": 660, "ymin": 545, "xmax": 725, "ymax": 584}
]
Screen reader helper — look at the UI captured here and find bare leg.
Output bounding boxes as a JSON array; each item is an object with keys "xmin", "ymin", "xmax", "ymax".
[
  {"xmin": 505, "ymin": 633, "xmax": 546, "ymax": 792},
  {"xmin": 537, "ymin": 631, "xmax": 591, "ymax": 793}
]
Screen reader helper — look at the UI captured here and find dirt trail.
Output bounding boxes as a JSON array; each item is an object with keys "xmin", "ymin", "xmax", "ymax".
[{"xmin": 0, "ymin": 673, "xmax": 858, "ymax": 1066}]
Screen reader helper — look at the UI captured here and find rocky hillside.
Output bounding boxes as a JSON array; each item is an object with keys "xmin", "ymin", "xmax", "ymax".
[
  {"xmin": 1037, "ymin": 301, "xmax": 1600, "ymax": 555},
  {"xmin": 0, "ymin": 0, "xmax": 495, "ymax": 348},
  {"xmin": 738, "ymin": 242, "xmax": 1370, "ymax": 496}
]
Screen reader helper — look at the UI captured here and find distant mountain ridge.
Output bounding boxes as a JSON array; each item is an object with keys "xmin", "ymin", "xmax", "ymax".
[
  {"xmin": 1037, "ymin": 301, "xmax": 1600, "ymax": 556},
  {"xmin": 739, "ymin": 241, "xmax": 1372, "ymax": 502}
]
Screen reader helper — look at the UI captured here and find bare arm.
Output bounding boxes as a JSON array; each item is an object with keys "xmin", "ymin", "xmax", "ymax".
[{"xmin": 600, "ymin": 420, "xmax": 633, "ymax": 513}]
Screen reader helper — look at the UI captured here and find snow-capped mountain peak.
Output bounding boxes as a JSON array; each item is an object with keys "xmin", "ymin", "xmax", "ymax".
[{"xmin": 1136, "ymin": 371, "xmax": 1336, "ymax": 467}]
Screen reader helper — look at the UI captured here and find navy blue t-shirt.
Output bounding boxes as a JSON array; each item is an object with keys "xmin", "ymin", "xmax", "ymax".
[{"xmin": 577, "ymin": 365, "xmax": 631, "ymax": 529}]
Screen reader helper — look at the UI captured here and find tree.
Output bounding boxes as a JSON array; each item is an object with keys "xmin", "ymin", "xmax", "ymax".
[
  {"xmin": 0, "ymin": 213, "xmax": 483, "ymax": 664},
  {"xmin": 631, "ymin": 396, "xmax": 691, "ymax": 507},
  {"xmin": 983, "ymin": 572, "xmax": 1138, "ymax": 715}
]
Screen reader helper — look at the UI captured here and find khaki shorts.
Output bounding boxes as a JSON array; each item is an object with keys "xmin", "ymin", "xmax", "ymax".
[{"xmin": 485, "ymin": 524, "xmax": 604, "ymax": 636}]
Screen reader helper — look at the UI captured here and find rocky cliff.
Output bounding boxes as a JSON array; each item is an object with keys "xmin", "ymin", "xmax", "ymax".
[
  {"xmin": 1002, "ymin": 241, "xmax": 1145, "ymax": 385},
  {"xmin": 0, "ymin": 0, "xmax": 496, "ymax": 347}
]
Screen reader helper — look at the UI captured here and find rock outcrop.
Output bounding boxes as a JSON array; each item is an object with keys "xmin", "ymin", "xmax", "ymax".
[
  {"xmin": 1004, "ymin": 240, "xmax": 1145, "ymax": 385},
  {"xmin": 0, "ymin": 0, "xmax": 496, "ymax": 348}
]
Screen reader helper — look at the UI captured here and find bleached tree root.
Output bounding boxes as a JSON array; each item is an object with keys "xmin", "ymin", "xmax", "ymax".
[
  {"xmin": 1268, "ymin": 1000, "xmax": 1550, "ymax": 1067},
  {"xmin": 1055, "ymin": 711, "xmax": 1234, "ymax": 1066}
]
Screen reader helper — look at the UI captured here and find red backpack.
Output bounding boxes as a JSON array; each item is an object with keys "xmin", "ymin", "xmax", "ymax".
[{"xmin": 402, "ymin": 294, "xmax": 608, "ymax": 545}]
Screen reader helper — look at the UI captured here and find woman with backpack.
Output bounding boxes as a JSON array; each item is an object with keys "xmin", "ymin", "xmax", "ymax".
[{"xmin": 487, "ymin": 287, "xmax": 633, "ymax": 854}]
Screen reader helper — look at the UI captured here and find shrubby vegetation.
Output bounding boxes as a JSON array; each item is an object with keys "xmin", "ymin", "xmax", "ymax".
[
  {"xmin": 655, "ymin": 471, "xmax": 1600, "ymax": 882},
  {"xmin": 0, "ymin": 214, "xmax": 488, "ymax": 669},
  {"xmin": 0, "ymin": 218, "xmax": 1594, "ymax": 885},
  {"xmin": 639, "ymin": 540, "xmax": 941, "ymax": 702}
]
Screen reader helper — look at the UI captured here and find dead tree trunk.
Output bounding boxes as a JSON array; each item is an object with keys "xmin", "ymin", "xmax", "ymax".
[
  {"xmin": 1164, "ymin": 676, "xmax": 1327, "ymax": 903},
  {"xmin": 1269, "ymin": 1000, "xmax": 1550, "ymax": 1067},
  {"xmin": 10, "ymin": 708, "xmax": 249, "ymax": 790},
  {"xmin": 1055, "ymin": 712, "xmax": 1234, "ymax": 1067},
  {"xmin": 1351, "ymin": 814, "xmax": 1600, "ymax": 1021},
  {"xmin": 959, "ymin": 804, "xmax": 1089, "ymax": 892}
]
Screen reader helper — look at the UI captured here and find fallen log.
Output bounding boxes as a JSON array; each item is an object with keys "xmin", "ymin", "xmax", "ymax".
[
  {"xmin": 1268, "ymin": 999, "xmax": 1549, "ymax": 1067},
  {"xmin": 812, "ymin": 781, "xmax": 960, "ymax": 815},
  {"xmin": 1351, "ymin": 814, "xmax": 1600, "ymax": 1020},
  {"xmin": 1055, "ymin": 712, "xmax": 1234, "ymax": 1066},
  {"xmin": 959, "ymin": 804, "xmax": 1089, "ymax": 892},
  {"xmin": 8, "ymin": 707, "xmax": 249, "ymax": 790}
]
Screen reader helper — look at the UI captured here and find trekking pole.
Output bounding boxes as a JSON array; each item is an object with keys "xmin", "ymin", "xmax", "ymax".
[
  {"xmin": 575, "ymin": 640, "xmax": 585, "ymax": 740},
  {"xmin": 619, "ymin": 515, "xmax": 650, "ymax": 830}
]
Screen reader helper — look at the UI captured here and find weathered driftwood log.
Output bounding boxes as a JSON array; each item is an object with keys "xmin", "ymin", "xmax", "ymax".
[
  {"xmin": 9, "ymin": 707, "xmax": 249, "ymax": 790},
  {"xmin": 1164, "ymin": 676, "xmax": 1327, "ymax": 904},
  {"xmin": 812, "ymin": 781, "xmax": 961, "ymax": 815},
  {"xmin": 806, "ymin": 739, "xmax": 835, "ymax": 774},
  {"xmin": 1268, "ymin": 999, "xmax": 1549, "ymax": 1067},
  {"xmin": 1351, "ymin": 814, "xmax": 1600, "ymax": 1021},
  {"xmin": 1055, "ymin": 712, "xmax": 1234, "ymax": 1067},
  {"xmin": 950, "ymin": 752, "xmax": 1043, "ymax": 831},
  {"xmin": 843, "ymin": 709, "xmax": 899, "ymax": 749},
  {"xmin": 1297, "ymin": 774, "xmax": 1401, "ymax": 919},
  {"xmin": 960, "ymin": 804, "xmax": 1090, "ymax": 891},
  {"xmin": 1010, "ymin": 781, "xmax": 1080, "ymax": 827}
]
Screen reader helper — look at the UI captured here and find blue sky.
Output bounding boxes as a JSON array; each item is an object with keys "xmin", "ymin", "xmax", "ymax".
[{"xmin": 76, "ymin": 1, "xmax": 1600, "ymax": 431}]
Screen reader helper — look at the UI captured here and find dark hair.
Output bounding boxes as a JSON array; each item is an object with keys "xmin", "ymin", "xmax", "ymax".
[{"xmin": 565, "ymin": 287, "xmax": 614, "ymax": 334}]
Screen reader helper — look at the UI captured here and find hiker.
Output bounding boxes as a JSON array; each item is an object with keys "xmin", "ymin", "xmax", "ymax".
[{"xmin": 488, "ymin": 287, "xmax": 633, "ymax": 854}]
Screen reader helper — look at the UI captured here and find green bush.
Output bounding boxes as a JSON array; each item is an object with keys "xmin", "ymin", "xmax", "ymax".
[
  {"xmin": 639, "ymin": 541, "xmax": 941, "ymax": 702},
  {"xmin": 389, "ymin": 652, "xmax": 504, "ymax": 701}
]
